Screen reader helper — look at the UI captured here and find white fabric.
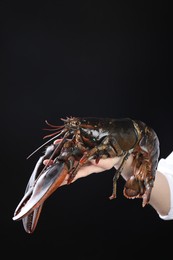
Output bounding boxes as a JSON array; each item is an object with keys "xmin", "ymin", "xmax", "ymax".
[{"xmin": 157, "ymin": 152, "xmax": 173, "ymax": 220}]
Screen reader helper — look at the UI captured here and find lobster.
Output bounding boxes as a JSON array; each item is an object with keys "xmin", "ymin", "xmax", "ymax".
[{"xmin": 13, "ymin": 117, "xmax": 160, "ymax": 233}]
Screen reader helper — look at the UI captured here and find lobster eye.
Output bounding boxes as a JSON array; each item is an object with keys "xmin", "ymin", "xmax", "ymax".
[{"xmin": 70, "ymin": 120, "xmax": 80, "ymax": 128}]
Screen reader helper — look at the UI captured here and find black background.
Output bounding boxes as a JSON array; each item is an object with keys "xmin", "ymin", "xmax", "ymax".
[{"xmin": 1, "ymin": 1, "xmax": 172, "ymax": 259}]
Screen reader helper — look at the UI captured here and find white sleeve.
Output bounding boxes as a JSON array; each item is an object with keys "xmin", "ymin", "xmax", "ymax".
[{"xmin": 157, "ymin": 151, "xmax": 173, "ymax": 220}]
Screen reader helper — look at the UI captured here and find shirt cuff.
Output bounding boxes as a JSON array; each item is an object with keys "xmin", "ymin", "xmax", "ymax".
[{"xmin": 157, "ymin": 152, "xmax": 173, "ymax": 220}]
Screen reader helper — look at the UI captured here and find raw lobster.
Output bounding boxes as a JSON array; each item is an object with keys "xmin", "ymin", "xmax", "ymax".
[{"xmin": 13, "ymin": 117, "xmax": 160, "ymax": 233}]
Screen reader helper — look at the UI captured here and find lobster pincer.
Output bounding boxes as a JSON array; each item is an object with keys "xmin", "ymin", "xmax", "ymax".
[{"xmin": 13, "ymin": 140, "xmax": 76, "ymax": 233}]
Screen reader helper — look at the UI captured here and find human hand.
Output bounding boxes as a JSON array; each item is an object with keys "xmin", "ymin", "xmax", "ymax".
[{"xmin": 43, "ymin": 139, "xmax": 134, "ymax": 186}]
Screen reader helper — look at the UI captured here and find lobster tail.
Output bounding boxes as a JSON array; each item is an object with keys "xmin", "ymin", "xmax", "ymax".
[
  {"xmin": 123, "ymin": 120, "xmax": 160, "ymax": 207},
  {"xmin": 123, "ymin": 176, "xmax": 145, "ymax": 199}
]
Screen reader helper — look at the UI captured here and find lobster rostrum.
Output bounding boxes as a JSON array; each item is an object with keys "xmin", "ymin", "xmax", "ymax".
[{"xmin": 13, "ymin": 117, "xmax": 160, "ymax": 233}]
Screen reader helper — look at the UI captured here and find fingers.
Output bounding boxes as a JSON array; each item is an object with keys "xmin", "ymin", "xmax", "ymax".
[
  {"xmin": 53, "ymin": 139, "xmax": 62, "ymax": 145},
  {"xmin": 90, "ymin": 157, "xmax": 122, "ymax": 170},
  {"xmin": 72, "ymin": 164, "xmax": 107, "ymax": 181},
  {"xmin": 53, "ymin": 138, "xmax": 71, "ymax": 145},
  {"xmin": 43, "ymin": 138, "xmax": 125, "ymax": 184},
  {"xmin": 43, "ymin": 157, "xmax": 123, "ymax": 183},
  {"xmin": 43, "ymin": 159, "xmax": 54, "ymax": 166},
  {"xmin": 42, "ymin": 159, "xmax": 107, "ymax": 185}
]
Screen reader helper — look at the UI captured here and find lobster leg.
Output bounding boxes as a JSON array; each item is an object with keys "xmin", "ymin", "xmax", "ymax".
[{"xmin": 109, "ymin": 152, "xmax": 131, "ymax": 200}]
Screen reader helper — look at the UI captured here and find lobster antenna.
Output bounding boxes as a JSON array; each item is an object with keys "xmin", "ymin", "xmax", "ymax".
[{"xmin": 26, "ymin": 129, "xmax": 67, "ymax": 160}]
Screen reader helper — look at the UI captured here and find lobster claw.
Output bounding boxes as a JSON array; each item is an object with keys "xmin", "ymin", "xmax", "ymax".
[
  {"xmin": 13, "ymin": 161, "xmax": 68, "ymax": 221},
  {"xmin": 13, "ymin": 144, "xmax": 68, "ymax": 233}
]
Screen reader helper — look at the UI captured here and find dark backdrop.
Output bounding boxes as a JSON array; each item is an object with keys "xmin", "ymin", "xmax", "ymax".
[{"xmin": 1, "ymin": 1, "xmax": 172, "ymax": 259}]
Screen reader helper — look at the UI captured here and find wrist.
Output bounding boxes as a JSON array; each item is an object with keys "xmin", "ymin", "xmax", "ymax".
[{"xmin": 114, "ymin": 154, "xmax": 134, "ymax": 181}]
